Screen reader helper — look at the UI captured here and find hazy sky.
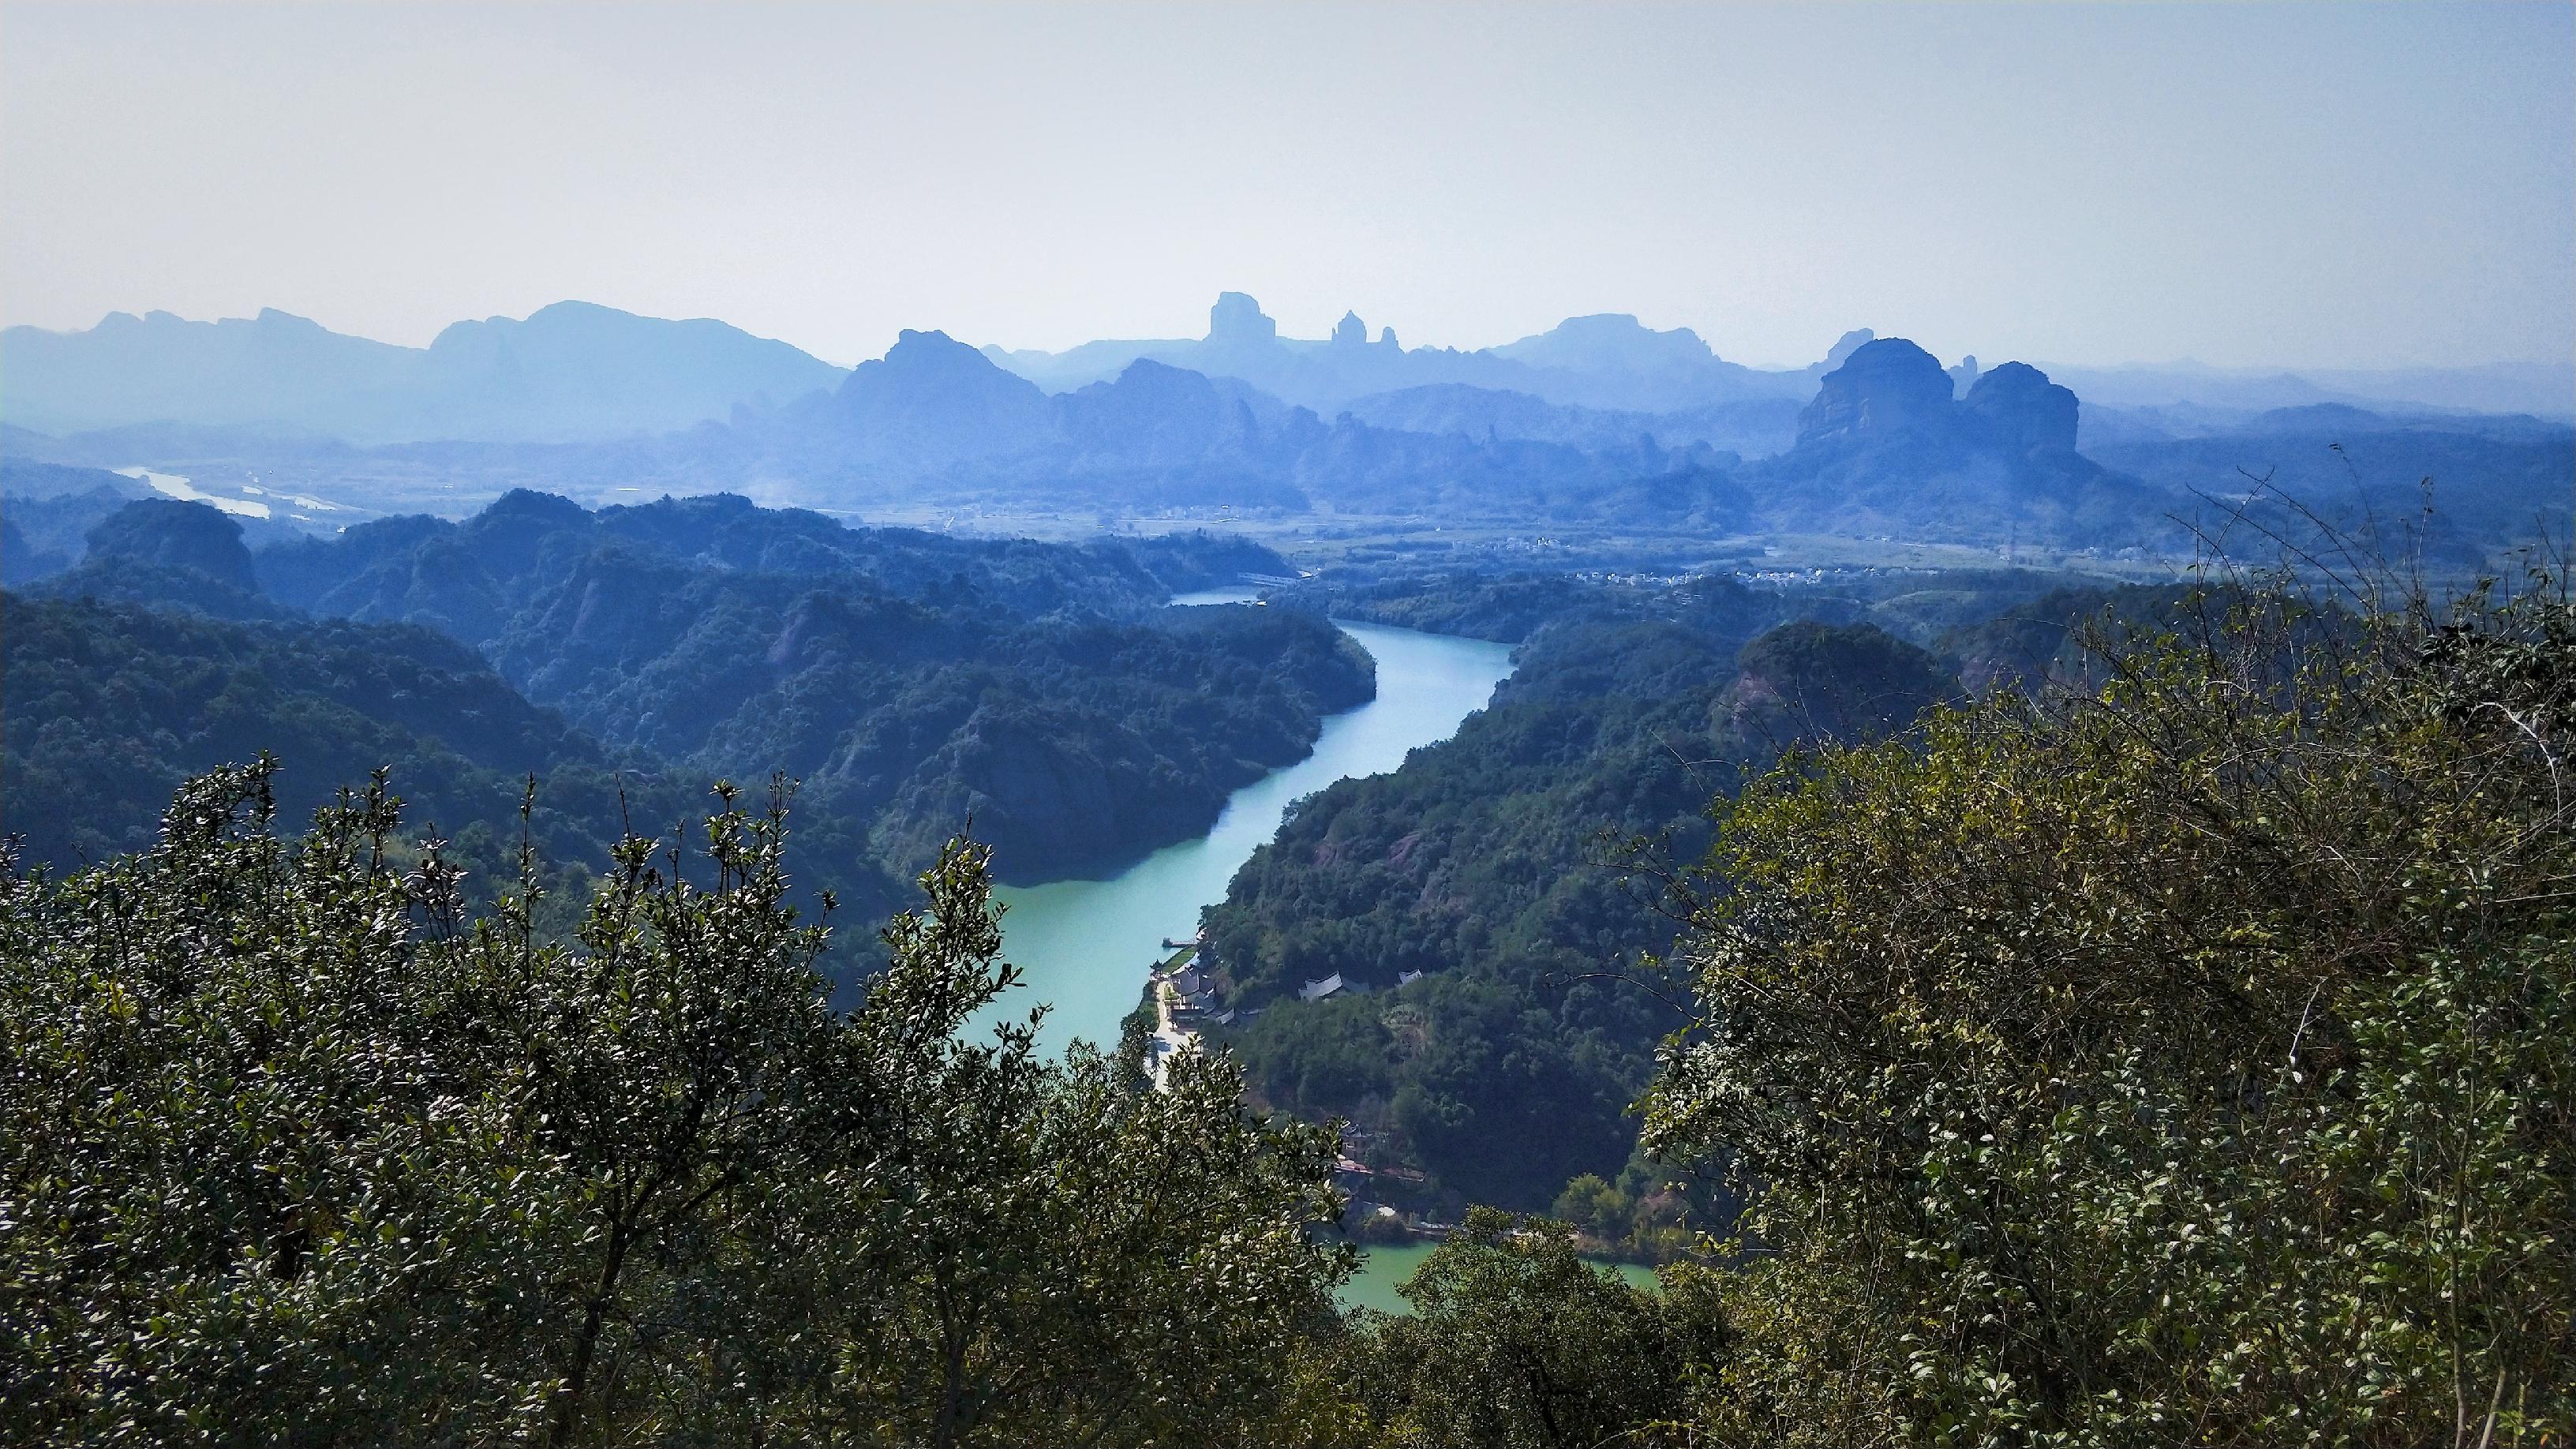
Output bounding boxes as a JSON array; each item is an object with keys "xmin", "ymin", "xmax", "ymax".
[{"xmin": 5, "ymin": 2, "xmax": 2569, "ymax": 370}]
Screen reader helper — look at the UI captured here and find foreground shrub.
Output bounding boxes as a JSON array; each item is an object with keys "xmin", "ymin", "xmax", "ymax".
[
  {"xmin": 0, "ymin": 766, "xmax": 1346, "ymax": 1446},
  {"xmin": 1344, "ymin": 1207, "xmax": 1724, "ymax": 1449},
  {"xmin": 1646, "ymin": 575, "xmax": 2575, "ymax": 1444}
]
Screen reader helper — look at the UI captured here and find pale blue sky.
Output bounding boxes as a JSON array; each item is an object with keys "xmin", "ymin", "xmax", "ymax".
[{"xmin": 4, "ymin": 2, "xmax": 2569, "ymax": 369}]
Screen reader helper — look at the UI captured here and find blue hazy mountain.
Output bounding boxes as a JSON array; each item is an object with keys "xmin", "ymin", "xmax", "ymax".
[
  {"xmin": 2049, "ymin": 358, "xmax": 2574, "ymax": 421},
  {"xmin": 1743, "ymin": 338, "xmax": 2159, "ymax": 544},
  {"xmin": 1, "ymin": 301, "xmax": 848, "ymax": 443},
  {"xmin": 811, "ymin": 328, "xmax": 1056, "ymax": 463},
  {"xmin": 1484, "ymin": 312, "xmax": 1818, "ymax": 412},
  {"xmin": 3, "ymin": 309, "xmax": 412, "ymax": 438},
  {"xmin": 981, "ymin": 292, "xmax": 1821, "ymax": 415},
  {"xmin": 1337, "ymin": 383, "xmax": 1804, "ymax": 459},
  {"xmin": 7, "ymin": 296, "xmax": 2562, "ymax": 566},
  {"xmin": 734, "ymin": 331, "xmax": 1747, "ymax": 520}
]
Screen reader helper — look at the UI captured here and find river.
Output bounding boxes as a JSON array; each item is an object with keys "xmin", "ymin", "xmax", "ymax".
[
  {"xmin": 985, "ymin": 594, "xmax": 1516, "ymax": 1055},
  {"xmin": 982, "ymin": 594, "xmax": 1522, "ymax": 1314}
]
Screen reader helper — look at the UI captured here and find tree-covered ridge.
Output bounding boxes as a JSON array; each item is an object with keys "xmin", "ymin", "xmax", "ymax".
[
  {"xmin": 0, "ymin": 775, "xmax": 1350, "ymax": 1445},
  {"xmin": 253, "ymin": 490, "xmax": 1371, "ymax": 882},
  {"xmin": 1644, "ymin": 573, "xmax": 2574, "ymax": 1441},
  {"xmin": 250, "ymin": 488, "xmax": 1279, "ymax": 630},
  {"xmin": 7, "ymin": 493, "xmax": 1372, "ymax": 889},
  {"xmin": 1201, "ymin": 605, "xmax": 1955, "ymax": 1211},
  {"xmin": 0, "ymin": 594, "xmax": 714, "ymax": 893}
]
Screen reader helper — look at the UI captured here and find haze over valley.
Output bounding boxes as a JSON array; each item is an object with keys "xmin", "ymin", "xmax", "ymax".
[{"xmin": 9, "ymin": 287, "xmax": 2569, "ymax": 576}]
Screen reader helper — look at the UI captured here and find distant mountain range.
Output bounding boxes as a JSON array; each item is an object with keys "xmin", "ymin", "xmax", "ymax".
[
  {"xmin": 980, "ymin": 292, "xmax": 1838, "ymax": 415},
  {"xmin": 5, "ymin": 294, "xmax": 2566, "ymax": 569},
  {"xmin": 10, "ymin": 293, "xmax": 2563, "ymax": 457},
  {"xmin": 0, "ymin": 301, "xmax": 848, "ymax": 444}
]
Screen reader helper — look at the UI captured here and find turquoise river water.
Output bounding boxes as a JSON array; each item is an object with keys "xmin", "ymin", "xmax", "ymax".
[{"xmin": 983, "ymin": 595, "xmax": 1515, "ymax": 1056}]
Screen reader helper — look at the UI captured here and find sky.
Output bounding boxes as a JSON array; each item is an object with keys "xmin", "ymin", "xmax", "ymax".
[{"xmin": 4, "ymin": 2, "xmax": 2570, "ymax": 371}]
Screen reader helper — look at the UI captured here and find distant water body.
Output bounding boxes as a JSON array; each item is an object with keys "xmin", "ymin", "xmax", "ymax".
[
  {"xmin": 983, "ymin": 594, "xmax": 1515, "ymax": 1055},
  {"xmin": 1338, "ymin": 1242, "xmax": 1659, "ymax": 1315},
  {"xmin": 114, "ymin": 467, "xmax": 271, "ymax": 519}
]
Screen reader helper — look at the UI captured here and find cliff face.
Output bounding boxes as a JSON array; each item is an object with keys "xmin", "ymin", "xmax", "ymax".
[
  {"xmin": 1793, "ymin": 340, "xmax": 2080, "ymax": 455},
  {"xmin": 1758, "ymin": 339, "xmax": 2155, "ymax": 545},
  {"xmin": 1964, "ymin": 361, "xmax": 2080, "ymax": 455},
  {"xmin": 1795, "ymin": 338, "xmax": 1958, "ymax": 442}
]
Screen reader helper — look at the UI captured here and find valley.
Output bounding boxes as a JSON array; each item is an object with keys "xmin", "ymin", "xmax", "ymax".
[
  {"xmin": 8, "ymin": 293, "xmax": 2568, "ymax": 1242},
  {"xmin": 6, "ymin": 4, "xmax": 2567, "ymax": 1439}
]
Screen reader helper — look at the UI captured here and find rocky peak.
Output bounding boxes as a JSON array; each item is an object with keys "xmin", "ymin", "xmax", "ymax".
[
  {"xmin": 1964, "ymin": 361, "xmax": 2079, "ymax": 454},
  {"xmin": 1208, "ymin": 292, "xmax": 1279, "ymax": 346},
  {"xmin": 1797, "ymin": 338, "xmax": 1956, "ymax": 443},
  {"xmin": 876, "ymin": 328, "xmax": 1000, "ymax": 376},
  {"xmin": 1822, "ymin": 328, "xmax": 1878, "ymax": 369},
  {"xmin": 1948, "ymin": 354, "xmax": 1981, "ymax": 394},
  {"xmin": 842, "ymin": 330, "xmax": 1051, "ymax": 408},
  {"xmin": 1494, "ymin": 313, "xmax": 1717, "ymax": 373},
  {"xmin": 1377, "ymin": 326, "xmax": 1399, "ymax": 348},
  {"xmin": 1332, "ymin": 311, "xmax": 1368, "ymax": 347},
  {"xmin": 1056, "ymin": 359, "xmax": 1243, "ymax": 459},
  {"xmin": 835, "ymin": 328, "xmax": 1051, "ymax": 455}
]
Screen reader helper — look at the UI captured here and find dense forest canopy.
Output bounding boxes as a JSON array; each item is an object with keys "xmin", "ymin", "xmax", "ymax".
[
  {"xmin": 0, "ymin": 778, "xmax": 1350, "ymax": 1444},
  {"xmin": 4, "ymin": 568, "xmax": 2564, "ymax": 1444},
  {"xmin": 1200, "ymin": 568, "xmax": 2091, "ymax": 1217},
  {"xmin": 2, "ymin": 494, "xmax": 1373, "ymax": 945},
  {"xmin": 1203, "ymin": 608, "xmax": 1954, "ymax": 1211},
  {"xmin": 1636, "ymin": 570, "xmax": 2574, "ymax": 1442}
]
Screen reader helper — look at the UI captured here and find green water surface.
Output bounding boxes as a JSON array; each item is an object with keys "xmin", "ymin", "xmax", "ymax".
[
  {"xmin": 983, "ymin": 608, "xmax": 1515, "ymax": 1055},
  {"xmin": 1338, "ymin": 1243, "xmax": 1661, "ymax": 1315}
]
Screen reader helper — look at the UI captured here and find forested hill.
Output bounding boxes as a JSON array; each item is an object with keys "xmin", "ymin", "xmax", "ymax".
[
  {"xmin": 0, "ymin": 593, "xmax": 795, "ymax": 917},
  {"xmin": 1200, "ymin": 593, "xmax": 1956, "ymax": 1212},
  {"xmin": 9, "ymin": 545, "xmax": 2563, "ymax": 1447},
  {"xmin": 1198, "ymin": 565, "xmax": 2315, "ymax": 1226},
  {"xmin": 5, "ymin": 493, "xmax": 1371, "ymax": 912},
  {"xmin": 249, "ymin": 491, "xmax": 1369, "ymax": 882},
  {"xmin": 249, "ymin": 487, "xmax": 1282, "ymax": 627}
]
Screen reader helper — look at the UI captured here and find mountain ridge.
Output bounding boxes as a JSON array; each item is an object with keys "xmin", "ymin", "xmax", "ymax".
[{"xmin": 2, "ymin": 301, "xmax": 848, "ymax": 444}]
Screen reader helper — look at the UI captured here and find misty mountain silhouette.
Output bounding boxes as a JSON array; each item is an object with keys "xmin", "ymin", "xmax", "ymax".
[
  {"xmin": 6, "ymin": 294, "xmax": 2564, "ymax": 565},
  {"xmin": 1, "ymin": 301, "xmax": 846, "ymax": 443},
  {"xmin": 1755, "ymin": 338, "xmax": 2150, "ymax": 541},
  {"xmin": 980, "ymin": 291, "xmax": 1825, "ymax": 414}
]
